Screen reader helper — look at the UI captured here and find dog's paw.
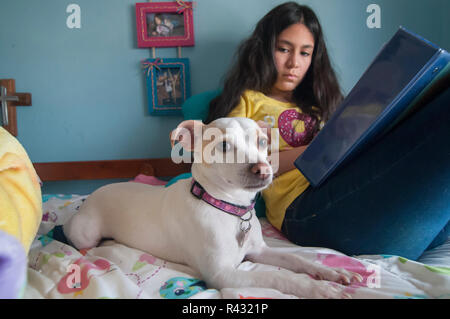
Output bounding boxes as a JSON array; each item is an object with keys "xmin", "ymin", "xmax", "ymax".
[
  {"xmin": 296, "ymin": 276, "xmax": 351, "ymax": 299},
  {"xmin": 310, "ymin": 267, "xmax": 363, "ymax": 286},
  {"xmin": 312, "ymin": 282, "xmax": 352, "ymax": 299}
]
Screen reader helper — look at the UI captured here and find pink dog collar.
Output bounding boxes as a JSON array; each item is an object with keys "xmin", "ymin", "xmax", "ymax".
[{"xmin": 190, "ymin": 180, "xmax": 256, "ymax": 217}]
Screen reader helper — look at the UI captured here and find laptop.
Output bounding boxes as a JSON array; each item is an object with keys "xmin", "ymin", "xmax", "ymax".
[{"xmin": 294, "ymin": 27, "xmax": 450, "ymax": 187}]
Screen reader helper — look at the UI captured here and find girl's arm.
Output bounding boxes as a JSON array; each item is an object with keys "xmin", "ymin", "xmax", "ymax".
[{"xmin": 272, "ymin": 146, "xmax": 308, "ymax": 177}]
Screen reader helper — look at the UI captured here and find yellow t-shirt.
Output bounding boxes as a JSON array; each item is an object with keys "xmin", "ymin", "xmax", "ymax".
[{"xmin": 228, "ymin": 90, "xmax": 319, "ymax": 230}]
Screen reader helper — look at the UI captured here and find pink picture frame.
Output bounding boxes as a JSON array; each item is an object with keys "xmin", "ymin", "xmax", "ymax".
[{"xmin": 135, "ymin": 2, "xmax": 195, "ymax": 48}]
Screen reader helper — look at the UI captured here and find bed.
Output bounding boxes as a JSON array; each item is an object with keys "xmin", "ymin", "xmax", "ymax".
[
  {"xmin": 23, "ymin": 171, "xmax": 450, "ymax": 299},
  {"xmin": 2, "ymin": 91, "xmax": 449, "ymax": 299}
]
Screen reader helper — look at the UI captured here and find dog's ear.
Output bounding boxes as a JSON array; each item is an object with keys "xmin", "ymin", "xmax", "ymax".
[
  {"xmin": 256, "ymin": 120, "xmax": 272, "ymax": 144},
  {"xmin": 170, "ymin": 120, "xmax": 204, "ymax": 151}
]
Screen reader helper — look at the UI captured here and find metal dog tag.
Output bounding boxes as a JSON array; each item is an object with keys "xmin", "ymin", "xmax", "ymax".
[{"xmin": 237, "ymin": 210, "xmax": 253, "ymax": 247}]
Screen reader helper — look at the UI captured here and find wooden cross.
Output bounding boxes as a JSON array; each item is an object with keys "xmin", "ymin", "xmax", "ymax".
[{"xmin": 0, "ymin": 79, "xmax": 32, "ymax": 136}]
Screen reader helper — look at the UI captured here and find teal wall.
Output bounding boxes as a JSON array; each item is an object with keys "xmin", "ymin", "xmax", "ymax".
[
  {"xmin": 0, "ymin": 0, "xmax": 447, "ymax": 193},
  {"xmin": 444, "ymin": 0, "xmax": 450, "ymax": 49}
]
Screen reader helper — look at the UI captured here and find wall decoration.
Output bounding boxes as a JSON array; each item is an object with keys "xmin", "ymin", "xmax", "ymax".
[
  {"xmin": 136, "ymin": 1, "xmax": 195, "ymax": 48},
  {"xmin": 142, "ymin": 58, "xmax": 191, "ymax": 116}
]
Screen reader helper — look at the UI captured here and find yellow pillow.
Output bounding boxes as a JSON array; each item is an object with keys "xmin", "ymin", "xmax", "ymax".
[{"xmin": 0, "ymin": 127, "xmax": 42, "ymax": 253}]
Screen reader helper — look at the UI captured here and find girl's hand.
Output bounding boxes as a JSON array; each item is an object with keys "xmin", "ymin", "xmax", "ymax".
[
  {"xmin": 255, "ymin": 121, "xmax": 308, "ymax": 177},
  {"xmin": 256, "ymin": 120, "xmax": 272, "ymax": 143},
  {"xmin": 273, "ymin": 145, "xmax": 309, "ymax": 177}
]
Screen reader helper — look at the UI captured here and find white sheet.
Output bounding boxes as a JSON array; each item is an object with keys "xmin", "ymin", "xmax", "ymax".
[{"xmin": 24, "ymin": 194, "xmax": 450, "ymax": 299}]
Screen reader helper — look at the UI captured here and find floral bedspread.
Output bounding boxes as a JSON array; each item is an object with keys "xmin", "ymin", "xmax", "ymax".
[{"xmin": 24, "ymin": 194, "xmax": 450, "ymax": 299}]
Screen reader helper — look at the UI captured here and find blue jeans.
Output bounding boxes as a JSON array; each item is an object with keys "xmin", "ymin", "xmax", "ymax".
[{"xmin": 282, "ymin": 88, "xmax": 450, "ymax": 260}]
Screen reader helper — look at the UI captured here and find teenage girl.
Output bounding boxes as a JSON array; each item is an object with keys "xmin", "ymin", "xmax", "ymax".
[{"xmin": 206, "ymin": 1, "xmax": 450, "ymax": 260}]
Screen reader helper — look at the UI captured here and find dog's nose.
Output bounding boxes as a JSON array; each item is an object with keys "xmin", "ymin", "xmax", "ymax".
[{"xmin": 250, "ymin": 163, "xmax": 271, "ymax": 180}]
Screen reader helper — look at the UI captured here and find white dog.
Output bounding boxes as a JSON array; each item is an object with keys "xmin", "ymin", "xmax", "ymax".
[{"xmin": 63, "ymin": 117, "xmax": 362, "ymax": 298}]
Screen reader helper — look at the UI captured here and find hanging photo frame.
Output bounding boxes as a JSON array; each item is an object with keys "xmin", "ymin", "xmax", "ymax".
[
  {"xmin": 136, "ymin": 1, "xmax": 195, "ymax": 48},
  {"xmin": 142, "ymin": 58, "xmax": 191, "ymax": 116}
]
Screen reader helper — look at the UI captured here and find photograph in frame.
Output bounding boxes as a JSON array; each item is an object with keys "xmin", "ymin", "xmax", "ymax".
[
  {"xmin": 142, "ymin": 58, "xmax": 191, "ymax": 116},
  {"xmin": 136, "ymin": 2, "xmax": 195, "ymax": 48}
]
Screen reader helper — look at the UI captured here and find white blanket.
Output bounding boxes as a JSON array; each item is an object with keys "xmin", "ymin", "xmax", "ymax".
[{"xmin": 24, "ymin": 194, "xmax": 450, "ymax": 299}]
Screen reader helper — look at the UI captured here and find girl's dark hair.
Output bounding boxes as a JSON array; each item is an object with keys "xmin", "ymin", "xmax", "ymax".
[{"xmin": 205, "ymin": 1, "xmax": 343, "ymax": 125}]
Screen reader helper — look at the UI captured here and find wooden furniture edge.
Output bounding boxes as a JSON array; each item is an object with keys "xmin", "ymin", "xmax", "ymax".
[
  {"xmin": 0, "ymin": 79, "xmax": 32, "ymax": 136},
  {"xmin": 33, "ymin": 158, "xmax": 192, "ymax": 181}
]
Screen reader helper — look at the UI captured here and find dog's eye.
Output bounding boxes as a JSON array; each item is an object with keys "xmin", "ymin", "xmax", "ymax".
[
  {"xmin": 216, "ymin": 141, "xmax": 231, "ymax": 152},
  {"xmin": 258, "ymin": 138, "xmax": 268, "ymax": 149}
]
